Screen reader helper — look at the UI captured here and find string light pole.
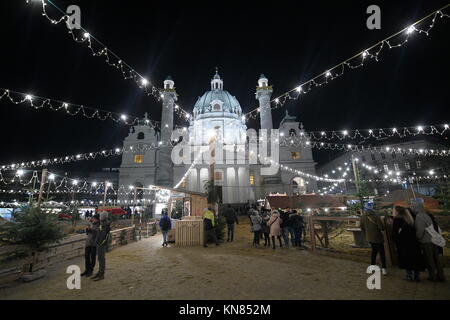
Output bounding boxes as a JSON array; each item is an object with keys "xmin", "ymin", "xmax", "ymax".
[
  {"xmin": 351, "ymin": 155, "xmax": 364, "ymax": 209},
  {"xmin": 37, "ymin": 168, "xmax": 48, "ymax": 207},
  {"xmin": 103, "ymin": 181, "xmax": 110, "ymax": 204}
]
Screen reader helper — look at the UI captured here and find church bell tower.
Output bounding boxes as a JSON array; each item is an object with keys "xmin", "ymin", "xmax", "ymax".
[{"xmin": 157, "ymin": 76, "xmax": 177, "ymax": 187}]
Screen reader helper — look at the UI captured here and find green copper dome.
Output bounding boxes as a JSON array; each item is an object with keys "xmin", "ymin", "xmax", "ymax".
[{"xmin": 193, "ymin": 72, "xmax": 242, "ymax": 119}]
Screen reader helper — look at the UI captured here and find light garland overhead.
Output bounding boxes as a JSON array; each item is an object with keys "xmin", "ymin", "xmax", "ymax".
[
  {"xmin": 27, "ymin": 0, "xmax": 195, "ymax": 119},
  {"xmin": 27, "ymin": 0, "xmax": 161, "ymax": 101},
  {"xmin": 303, "ymin": 124, "xmax": 449, "ymax": 142},
  {"xmin": 0, "ymin": 143, "xmax": 165, "ymax": 170},
  {"xmin": 257, "ymin": 154, "xmax": 344, "ymax": 183},
  {"xmin": 277, "ymin": 137, "xmax": 450, "ymax": 157},
  {"xmin": 0, "ymin": 88, "xmax": 160, "ymax": 128},
  {"xmin": 243, "ymin": 5, "xmax": 450, "ymax": 120}
]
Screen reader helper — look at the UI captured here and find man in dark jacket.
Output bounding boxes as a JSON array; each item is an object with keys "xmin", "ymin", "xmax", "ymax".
[
  {"xmin": 360, "ymin": 204, "xmax": 387, "ymax": 275},
  {"xmin": 81, "ymin": 214, "xmax": 100, "ymax": 277},
  {"xmin": 203, "ymin": 207, "xmax": 219, "ymax": 247},
  {"xmin": 280, "ymin": 209, "xmax": 291, "ymax": 247},
  {"xmin": 92, "ymin": 212, "xmax": 111, "ymax": 281},
  {"xmin": 223, "ymin": 205, "xmax": 239, "ymax": 242},
  {"xmin": 289, "ymin": 210, "xmax": 304, "ymax": 247}
]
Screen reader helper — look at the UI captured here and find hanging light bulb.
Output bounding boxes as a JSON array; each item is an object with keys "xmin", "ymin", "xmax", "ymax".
[{"xmin": 406, "ymin": 25, "xmax": 415, "ymax": 34}]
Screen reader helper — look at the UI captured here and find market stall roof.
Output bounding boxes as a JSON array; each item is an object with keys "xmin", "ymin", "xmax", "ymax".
[
  {"xmin": 377, "ymin": 189, "xmax": 440, "ymax": 210},
  {"xmin": 266, "ymin": 194, "xmax": 346, "ymax": 209}
]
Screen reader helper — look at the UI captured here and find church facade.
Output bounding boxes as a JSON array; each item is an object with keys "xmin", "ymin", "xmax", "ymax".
[{"xmin": 119, "ymin": 72, "xmax": 317, "ymax": 204}]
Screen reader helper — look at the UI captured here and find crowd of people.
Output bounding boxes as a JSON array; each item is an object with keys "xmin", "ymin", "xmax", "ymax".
[
  {"xmin": 247, "ymin": 206, "xmax": 305, "ymax": 250},
  {"xmin": 80, "ymin": 200, "xmax": 445, "ymax": 284},
  {"xmin": 360, "ymin": 200, "xmax": 446, "ymax": 282}
]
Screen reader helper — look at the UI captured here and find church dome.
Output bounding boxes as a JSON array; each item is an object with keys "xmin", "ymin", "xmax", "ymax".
[{"xmin": 192, "ymin": 71, "xmax": 243, "ymax": 120}]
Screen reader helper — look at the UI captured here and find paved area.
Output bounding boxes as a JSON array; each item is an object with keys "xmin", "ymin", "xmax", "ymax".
[{"xmin": 1, "ymin": 221, "xmax": 449, "ymax": 300}]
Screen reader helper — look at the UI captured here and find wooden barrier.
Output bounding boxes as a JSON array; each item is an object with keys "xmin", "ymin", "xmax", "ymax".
[
  {"xmin": 0, "ymin": 226, "xmax": 136, "ymax": 285},
  {"xmin": 109, "ymin": 226, "xmax": 136, "ymax": 250},
  {"xmin": 306, "ymin": 215, "xmax": 397, "ymax": 267},
  {"xmin": 175, "ymin": 218, "xmax": 203, "ymax": 246},
  {"xmin": 307, "ymin": 216, "xmax": 360, "ymax": 253}
]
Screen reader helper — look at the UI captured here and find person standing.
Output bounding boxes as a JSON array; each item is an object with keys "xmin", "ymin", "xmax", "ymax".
[
  {"xmin": 413, "ymin": 201, "xmax": 446, "ymax": 282},
  {"xmin": 224, "ymin": 204, "xmax": 239, "ymax": 242},
  {"xmin": 250, "ymin": 210, "xmax": 262, "ymax": 247},
  {"xmin": 289, "ymin": 210, "xmax": 303, "ymax": 247},
  {"xmin": 268, "ymin": 210, "xmax": 283, "ymax": 249},
  {"xmin": 81, "ymin": 214, "xmax": 99, "ymax": 277},
  {"xmin": 360, "ymin": 203, "xmax": 387, "ymax": 275},
  {"xmin": 92, "ymin": 212, "xmax": 111, "ymax": 281},
  {"xmin": 261, "ymin": 210, "xmax": 271, "ymax": 247},
  {"xmin": 203, "ymin": 207, "xmax": 219, "ymax": 247},
  {"xmin": 159, "ymin": 211, "xmax": 172, "ymax": 247},
  {"xmin": 280, "ymin": 209, "xmax": 291, "ymax": 248},
  {"xmin": 392, "ymin": 206, "xmax": 425, "ymax": 281}
]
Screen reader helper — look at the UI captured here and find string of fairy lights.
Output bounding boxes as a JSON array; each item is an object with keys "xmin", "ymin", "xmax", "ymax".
[
  {"xmin": 27, "ymin": 0, "xmax": 195, "ymax": 120},
  {"xmin": 277, "ymin": 137, "xmax": 450, "ymax": 157},
  {"xmin": 27, "ymin": 0, "xmax": 161, "ymax": 101},
  {"xmin": 242, "ymin": 5, "xmax": 450, "ymax": 120},
  {"xmin": 25, "ymin": 0, "xmax": 449, "ymax": 131},
  {"xmin": 0, "ymin": 88, "xmax": 160, "ymax": 128},
  {"xmin": 301, "ymin": 124, "xmax": 450, "ymax": 142},
  {"xmin": 3, "ymin": 2, "xmax": 446, "ymax": 203}
]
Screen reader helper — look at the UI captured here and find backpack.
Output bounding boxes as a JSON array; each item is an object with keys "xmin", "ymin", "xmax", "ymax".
[
  {"xmin": 161, "ymin": 217, "xmax": 171, "ymax": 230},
  {"xmin": 425, "ymin": 224, "xmax": 446, "ymax": 248}
]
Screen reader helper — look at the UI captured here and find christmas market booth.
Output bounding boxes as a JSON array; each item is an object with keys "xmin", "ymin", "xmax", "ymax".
[{"xmin": 141, "ymin": 186, "xmax": 208, "ymax": 246}]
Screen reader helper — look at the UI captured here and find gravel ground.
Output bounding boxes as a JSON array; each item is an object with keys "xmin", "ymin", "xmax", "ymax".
[{"xmin": 1, "ymin": 220, "xmax": 449, "ymax": 300}]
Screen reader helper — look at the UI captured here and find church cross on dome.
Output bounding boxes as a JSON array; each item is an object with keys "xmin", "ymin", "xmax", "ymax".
[{"xmin": 211, "ymin": 67, "xmax": 223, "ymax": 90}]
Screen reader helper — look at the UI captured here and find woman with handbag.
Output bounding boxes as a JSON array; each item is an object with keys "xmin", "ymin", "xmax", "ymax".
[
  {"xmin": 412, "ymin": 201, "xmax": 446, "ymax": 282},
  {"xmin": 268, "ymin": 211, "xmax": 283, "ymax": 250},
  {"xmin": 392, "ymin": 206, "xmax": 425, "ymax": 281},
  {"xmin": 250, "ymin": 211, "xmax": 262, "ymax": 247}
]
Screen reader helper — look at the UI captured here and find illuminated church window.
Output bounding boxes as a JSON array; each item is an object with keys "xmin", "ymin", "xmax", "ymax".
[{"xmin": 134, "ymin": 155, "xmax": 144, "ymax": 163}]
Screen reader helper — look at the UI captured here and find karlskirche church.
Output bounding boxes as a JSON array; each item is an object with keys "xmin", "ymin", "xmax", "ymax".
[{"xmin": 118, "ymin": 71, "xmax": 317, "ymax": 204}]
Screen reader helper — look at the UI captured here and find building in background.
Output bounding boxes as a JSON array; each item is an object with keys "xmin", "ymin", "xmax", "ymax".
[
  {"xmin": 119, "ymin": 71, "xmax": 317, "ymax": 204},
  {"xmin": 316, "ymin": 139, "xmax": 450, "ymax": 196}
]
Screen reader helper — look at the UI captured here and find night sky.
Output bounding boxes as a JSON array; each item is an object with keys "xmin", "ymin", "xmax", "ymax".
[{"xmin": 0, "ymin": 0, "xmax": 449, "ymax": 171}]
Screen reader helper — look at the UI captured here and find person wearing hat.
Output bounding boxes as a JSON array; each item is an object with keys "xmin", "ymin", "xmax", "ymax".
[
  {"xmin": 81, "ymin": 214, "xmax": 100, "ymax": 277},
  {"xmin": 92, "ymin": 212, "xmax": 111, "ymax": 281},
  {"xmin": 360, "ymin": 202, "xmax": 387, "ymax": 275}
]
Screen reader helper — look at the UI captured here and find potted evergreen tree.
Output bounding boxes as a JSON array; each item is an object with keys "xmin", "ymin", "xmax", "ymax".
[{"xmin": 0, "ymin": 206, "xmax": 65, "ymax": 280}]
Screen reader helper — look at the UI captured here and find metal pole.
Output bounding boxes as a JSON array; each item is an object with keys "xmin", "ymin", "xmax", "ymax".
[
  {"xmin": 103, "ymin": 181, "xmax": 108, "ymax": 204},
  {"xmin": 29, "ymin": 174, "xmax": 37, "ymax": 204},
  {"xmin": 351, "ymin": 154, "xmax": 364, "ymax": 209},
  {"xmin": 132, "ymin": 188, "xmax": 137, "ymax": 226},
  {"xmin": 37, "ymin": 169, "xmax": 48, "ymax": 207},
  {"xmin": 46, "ymin": 179, "xmax": 52, "ymax": 201}
]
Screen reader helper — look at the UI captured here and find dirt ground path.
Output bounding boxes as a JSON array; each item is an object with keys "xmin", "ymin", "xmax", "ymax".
[{"xmin": 1, "ymin": 221, "xmax": 449, "ymax": 300}]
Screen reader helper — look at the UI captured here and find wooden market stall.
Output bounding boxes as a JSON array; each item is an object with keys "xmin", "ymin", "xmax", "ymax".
[{"xmin": 149, "ymin": 186, "xmax": 207, "ymax": 246}]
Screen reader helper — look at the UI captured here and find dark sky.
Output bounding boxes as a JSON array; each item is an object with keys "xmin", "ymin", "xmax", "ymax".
[{"xmin": 0, "ymin": 0, "xmax": 449, "ymax": 171}]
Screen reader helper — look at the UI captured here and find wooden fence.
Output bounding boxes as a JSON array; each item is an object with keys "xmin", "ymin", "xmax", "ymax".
[
  {"xmin": 0, "ymin": 226, "xmax": 136, "ymax": 285},
  {"xmin": 175, "ymin": 218, "xmax": 203, "ymax": 246},
  {"xmin": 306, "ymin": 215, "xmax": 398, "ymax": 266}
]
